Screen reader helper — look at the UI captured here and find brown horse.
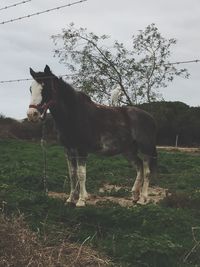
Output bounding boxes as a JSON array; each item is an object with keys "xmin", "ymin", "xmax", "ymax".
[{"xmin": 27, "ymin": 65, "xmax": 157, "ymax": 207}]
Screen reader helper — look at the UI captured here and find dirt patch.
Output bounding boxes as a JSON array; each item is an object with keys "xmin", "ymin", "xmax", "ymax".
[{"xmin": 49, "ymin": 184, "xmax": 167, "ymax": 208}]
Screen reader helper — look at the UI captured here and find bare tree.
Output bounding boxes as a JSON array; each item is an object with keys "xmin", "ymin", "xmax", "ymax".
[{"xmin": 52, "ymin": 23, "xmax": 189, "ymax": 105}]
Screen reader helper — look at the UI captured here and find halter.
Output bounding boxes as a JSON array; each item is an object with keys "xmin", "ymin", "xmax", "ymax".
[{"xmin": 29, "ymin": 78, "xmax": 57, "ymax": 119}]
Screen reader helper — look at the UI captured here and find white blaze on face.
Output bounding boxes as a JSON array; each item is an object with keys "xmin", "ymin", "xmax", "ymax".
[
  {"xmin": 30, "ymin": 80, "xmax": 43, "ymax": 105},
  {"xmin": 27, "ymin": 80, "xmax": 43, "ymax": 122}
]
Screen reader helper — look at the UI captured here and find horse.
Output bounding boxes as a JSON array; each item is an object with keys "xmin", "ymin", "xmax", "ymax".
[{"xmin": 27, "ymin": 65, "xmax": 157, "ymax": 207}]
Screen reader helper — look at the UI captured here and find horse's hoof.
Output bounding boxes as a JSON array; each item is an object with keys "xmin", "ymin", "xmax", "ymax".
[
  {"xmin": 76, "ymin": 199, "xmax": 86, "ymax": 207},
  {"xmin": 132, "ymin": 191, "xmax": 140, "ymax": 203},
  {"xmin": 140, "ymin": 195, "xmax": 148, "ymax": 203},
  {"xmin": 84, "ymin": 193, "xmax": 89, "ymax": 200}
]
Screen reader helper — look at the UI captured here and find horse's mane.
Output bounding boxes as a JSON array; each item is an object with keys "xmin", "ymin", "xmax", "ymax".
[
  {"xmin": 77, "ymin": 91, "xmax": 92, "ymax": 103},
  {"xmin": 58, "ymin": 77, "xmax": 75, "ymax": 93},
  {"xmin": 58, "ymin": 77, "xmax": 93, "ymax": 105}
]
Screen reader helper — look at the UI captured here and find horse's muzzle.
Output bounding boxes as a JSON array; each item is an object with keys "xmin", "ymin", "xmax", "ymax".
[{"xmin": 27, "ymin": 108, "xmax": 41, "ymax": 122}]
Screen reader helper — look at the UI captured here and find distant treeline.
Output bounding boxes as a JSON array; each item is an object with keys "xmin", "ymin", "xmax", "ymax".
[
  {"xmin": 0, "ymin": 114, "xmax": 56, "ymax": 141},
  {"xmin": 0, "ymin": 101, "xmax": 200, "ymax": 146},
  {"xmin": 140, "ymin": 101, "xmax": 200, "ymax": 147}
]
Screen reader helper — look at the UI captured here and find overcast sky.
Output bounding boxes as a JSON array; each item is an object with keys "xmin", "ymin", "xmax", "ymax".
[{"xmin": 0, "ymin": 0, "xmax": 200, "ymax": 119}]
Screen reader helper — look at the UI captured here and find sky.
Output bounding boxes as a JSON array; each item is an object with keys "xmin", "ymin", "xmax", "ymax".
[{"xmin": 0, "ymin": 0, "xmax": 200, "ymax": 119}]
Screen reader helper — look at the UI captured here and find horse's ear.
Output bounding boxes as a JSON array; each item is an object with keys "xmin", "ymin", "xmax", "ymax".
[
  {"xmin": 30, "ymin": 68, "xmax": 36, "ymax": 78},
  {"xmin": 44, "ymin": 65, "xmax": 51, "ymax": 75}
]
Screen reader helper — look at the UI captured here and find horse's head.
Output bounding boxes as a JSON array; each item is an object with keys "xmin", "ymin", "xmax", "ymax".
[{"xmin": 27, "ymin": 65, "xmax": 56, "ymax": 122}]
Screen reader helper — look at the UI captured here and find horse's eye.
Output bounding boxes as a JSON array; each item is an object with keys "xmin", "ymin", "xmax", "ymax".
[{"xmin": 29, "ymin": 87, "xmax": 32, "ymax": 93}]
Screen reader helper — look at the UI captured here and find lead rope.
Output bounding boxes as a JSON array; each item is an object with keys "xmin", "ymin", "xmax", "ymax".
[
  {"xmin": 41, "ymin": 120, "xmax": 48, "ymax": 195},
  {"xmin": 40, "ymin": 78, "xmax": 54, "ymax": 195}
]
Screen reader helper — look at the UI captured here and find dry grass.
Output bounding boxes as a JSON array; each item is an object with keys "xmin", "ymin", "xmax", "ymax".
[{"xmin": 0, "ymin": 214, "xmax": 112, "ymax": 267}]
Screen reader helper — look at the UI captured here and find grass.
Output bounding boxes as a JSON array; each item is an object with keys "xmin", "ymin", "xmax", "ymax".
[
  {"xmin": 1, "ymin": 139, "xmax": 200, "ymax": 266},
  {"xmin": 158, "ymin": 149, "xmax": 200, "ymax": 192}
]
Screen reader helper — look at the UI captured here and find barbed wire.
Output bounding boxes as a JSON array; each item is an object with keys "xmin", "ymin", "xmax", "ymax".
[
  {"xmin": 0, "ymin": 0, "xmax": 87, "ymax": 25},
  {"xmin": 0, "ymin": 74, "xmax": 78, "ymax": 84},
  {"xmin": 0, "ymin": 0, "xmax": 31, "ymax": 12},
  {"xmin": 0, "ymin": 78, "xmax": 32, "ymax": 84},
  {"xmin": 164, "ymin": 59, "xmax": 200, "ymax": 66},
  {"xmin": 0, "ymin": 59, "xmax": 199, "ymax": 84}
]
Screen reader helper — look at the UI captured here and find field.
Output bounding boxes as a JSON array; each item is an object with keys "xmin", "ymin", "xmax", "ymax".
[{"xmin": 1, "ymin": 139, "xmax": 200, "ymax": 266}]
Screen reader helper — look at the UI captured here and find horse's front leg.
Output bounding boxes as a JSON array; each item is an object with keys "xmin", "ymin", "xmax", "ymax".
[
  {"xmin": 76, "ymin": 158, "xmax": 88, "ymax": 207},
  {"xmin": 65, "ymin": 151, "xmax": 79, "ymax": 204}
]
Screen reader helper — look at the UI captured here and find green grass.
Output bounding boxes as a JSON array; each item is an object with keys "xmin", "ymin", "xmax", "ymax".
[
  {"xmin": 158, "ymin": 150, "xmax": 200, "ymax": 192},
  {"xmin": 1, "ymin": 139, "xmax": 200, "ymax": 266}
]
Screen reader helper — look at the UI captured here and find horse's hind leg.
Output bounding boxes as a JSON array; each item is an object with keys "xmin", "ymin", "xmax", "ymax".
[
  {"xmin": 140, "ymin": 157, "xmax": 151, "ymax": 203},
  {"xmin": 140, "ymin": 151, "xmax": 157, "ymax": 203},
  {"xmin": 131, "ymin": 156, "xmax": 144, "ymax": 202},
  {"xmin": 125, "ymin": 153, "xmax": 144, "ymax": 203}
]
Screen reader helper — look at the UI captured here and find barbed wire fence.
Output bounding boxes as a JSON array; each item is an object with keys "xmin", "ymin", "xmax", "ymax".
[
  {"xmin": 164, "ymin": 59, "xmax": 200, "ymax": 66},
  {"xmin": 0, "ymin": 74, "xmax": 77, "ymax": 84},
  {"xmin": 0, "ymin": 59, "xmax": 200, "ymax": 85},
  {"xmin": 0, "ymin": 0, "xmax": 87, "ymax": 25},
  {"xmin": 0, "ymin": 0, "xmax": 31, "ymax": 12}
]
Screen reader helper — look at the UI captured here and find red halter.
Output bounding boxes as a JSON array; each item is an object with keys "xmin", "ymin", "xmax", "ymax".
[{"xmin": 29, "ymin": 99, "xmax": 56, "ymax": 117}]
